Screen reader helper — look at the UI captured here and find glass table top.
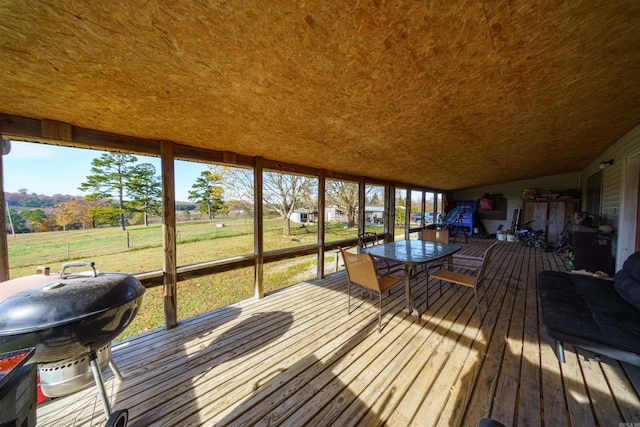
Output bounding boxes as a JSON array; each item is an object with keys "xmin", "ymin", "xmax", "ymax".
[{"xmin": 360, "ymin": 240, "xmax": 461, "ymax": 265}]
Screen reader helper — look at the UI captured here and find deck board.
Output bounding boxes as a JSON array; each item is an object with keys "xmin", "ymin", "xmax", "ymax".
[
  {"xmin": 460, "ymin": 244, "xmax": 523, "ymax": 426},
  {"xmin": 517, "ymin": 251, "xmax": 542, "ymax": 427},
  {"xmin": 35, "ymin": 240, "xmax": 640, "ymax": 426}
]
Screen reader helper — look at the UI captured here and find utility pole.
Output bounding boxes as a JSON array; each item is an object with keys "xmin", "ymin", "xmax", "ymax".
[
  {"xmin": 5, "ymin": 201, "xmax": 14, "ymax": 237},
  {"xmin": 1, "ymin": 138, "xmax": 11, "ymax": 281}
]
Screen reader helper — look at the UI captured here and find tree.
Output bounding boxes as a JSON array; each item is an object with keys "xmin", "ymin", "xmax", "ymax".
[
  {"xmin": 220, "ymin": 166, "xmax": 254, "ymax": 214},
  {"xmin": 51, "ymin": 198, "xmax": 92, "ymax": 231},
  {"xmin": 126, "ymin": 163, "xmax": 162, "ymax": 226},
  {"xmin": 262, "ymin": 172, "xmax": 315, "ymax": 236},
  {"xmin": 368, "ymin": 192, "xmax": 380, "ymax": 206},
  {"xmin": 327, "ymin": 180, "xmax": 359, "ymax": 228},
  {"xmin": 88, "ymin": 201, "xmax": 121, "ymax": 227},
  {"xmin": 221, "ymin": 166, "xmax": 314, "ymax": 236},
  {"xmin": 79, "ymin": 153, "xmax": 138, "ymax": 230},
  {"xmin": 6, "ymin": 208, "xmax": 28, "ymax": 233},
  {"xmin": 188, "ymin": 169, "xmax": 225, "ymax": 222},
  {"xmin": 176, "ymin": 203, "xmax": 197, "ymax": 211},
  {"xmin": 20, "ymin": 209, "xmax": 47, "ymax": 231},
  {"xmin": 395, "ymin": 191, "xmax": 407, "ymax": 227},
  {"xmin": 52, "ymin": 201, "xmax": 75, "ymax": 231}
]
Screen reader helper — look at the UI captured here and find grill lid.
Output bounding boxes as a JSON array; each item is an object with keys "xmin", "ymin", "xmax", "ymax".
[{"xmin": 0, "ymin": 262, "xmax": 145, "ymax": 336}]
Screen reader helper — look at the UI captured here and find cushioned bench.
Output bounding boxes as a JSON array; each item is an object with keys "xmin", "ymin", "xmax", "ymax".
[{"xmin": 538, "ymin": 251, "xmax": 640, "ymax": 366}]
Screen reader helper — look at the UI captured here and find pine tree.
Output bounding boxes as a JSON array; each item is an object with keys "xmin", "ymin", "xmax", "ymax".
[
  {"xmin": 79, "ymin": 153, "xmax": 138, "ymax": 230},
  {"xmin": 126, "ymin": 163, "xmax": 162, "ymax": 226},
  {"xmin": 188, "ymin": 170, "xmax": 225, "ymax": 222}
]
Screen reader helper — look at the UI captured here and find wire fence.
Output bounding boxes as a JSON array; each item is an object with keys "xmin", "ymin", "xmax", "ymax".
[
  {"xmin": 7, "ymin": 220, "xmax": 255, "ymax": 270},
  {"xmin": 7, "ymin": 218, "xmax": 365, "ymax": 274}
]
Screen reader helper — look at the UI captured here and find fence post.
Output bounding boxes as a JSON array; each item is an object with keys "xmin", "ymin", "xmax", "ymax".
[{"xmin": 126, "ymin": 231, "xmax": 131, "ymax": 248}]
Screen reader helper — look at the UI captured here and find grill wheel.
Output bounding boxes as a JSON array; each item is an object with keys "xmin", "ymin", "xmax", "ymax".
[{"xmin": 106, "ymin": 409, "xmax": 128, "ymax": 427}]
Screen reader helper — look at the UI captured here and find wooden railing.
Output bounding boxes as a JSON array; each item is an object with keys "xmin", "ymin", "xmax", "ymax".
[
  {"xmin": 0, "ymin": 113, "xmax": 444, "ymax": 329},
  {"xmin": 134, "ymin": 237, "xmax": 362, "ymax": 288}
]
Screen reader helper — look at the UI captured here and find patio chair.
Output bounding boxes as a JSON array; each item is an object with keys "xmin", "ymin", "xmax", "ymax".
[
  {"xmin": 421, "ymin": 228, "xmax": 451, "ymax": 294},
  {"xmin": 439, "ymin": 206, "xmax": 468, "ymax": 243},
  {"xmin": 422, "ymin": 228, "xmax": 449, "ymax": 244},
  {"xmin": 358, "ymin": 231, "xmax": 382, "ymax": 248},
  {"xmin": 428, "ymin": 242, "xmax": 498, "ymax": 321},
  {"xmin": 358, "ymin": 232, "xmax": 402, "ymax": 276},
  {"xmin": 340, "ymin": 247, "xmax": 405, "ymax": 332}
]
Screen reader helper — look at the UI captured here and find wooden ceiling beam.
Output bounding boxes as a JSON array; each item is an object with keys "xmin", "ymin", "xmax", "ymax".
[{"xmin": 0, "ymin": 113, "xmax": 439, "ymax": 192}]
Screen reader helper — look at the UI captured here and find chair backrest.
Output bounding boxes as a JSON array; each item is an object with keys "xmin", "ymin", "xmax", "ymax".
[
  {"xmin": 441, "ymin": 207, "xmax": 464, "ymax": 225},
  {"xmin": 358, "ymin": 232, "xmax": 380, "ymax": 249},
  {"xmin": 340, "ymin": 248, "xmax": 380, "ymax": 292},
  {"xmin": 422, "ymin": 228, "xmax": 449, "ymax": 244},
  {"xmin": 475, "ymin": 242, "xmax": 498, "ymax": 285}
]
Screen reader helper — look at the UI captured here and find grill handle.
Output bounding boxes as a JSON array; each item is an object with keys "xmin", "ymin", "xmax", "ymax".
[{"xmin": 60, "ymin": 261, "xmax": 97, "ymax": 278}]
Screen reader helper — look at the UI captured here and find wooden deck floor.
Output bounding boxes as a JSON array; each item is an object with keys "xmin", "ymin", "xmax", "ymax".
[{"xmin": 37, "ymin": 240, "xmax": 640, "ymax": 426}]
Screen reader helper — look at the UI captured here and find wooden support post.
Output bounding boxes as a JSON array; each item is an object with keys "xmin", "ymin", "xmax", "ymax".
[
  {"xmin": 317, "ymin": 171, "xmax": 326, "ymax": 279},
  {"xmin": 405, "ymin": 191, "xmax": 411, "ymax": 241},
  {"xmin": 0, "ymin": 138, "xmax": 9, "ymax": 281},
  {"xmin": 254, "ymin": 157, "xmax": 264, "ymax": 299},
  {"xmin": 385, "ymin": 183, "xmax": 395, "ymax": 241},
  {"xmin": 161, "ymin": 141, "xmax": 177, "ymax": 329},
  {"xmin": 358, "ymin": 180, "xmax": 366, "ymax": 237},
  {"xmin": 421, "ymin": 191, "xmax": 426, "ymax": 225}
]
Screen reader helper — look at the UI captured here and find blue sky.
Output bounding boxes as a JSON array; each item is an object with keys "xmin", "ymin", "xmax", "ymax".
[{"xmin": 2, "ymin": 140, "xmax": 207, "ymax": 202}]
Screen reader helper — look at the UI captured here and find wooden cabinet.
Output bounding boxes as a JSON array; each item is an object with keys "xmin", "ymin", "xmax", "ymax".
[{"xmin": 522, "ymin": 199, "xmax": 579, "ymax": 243}]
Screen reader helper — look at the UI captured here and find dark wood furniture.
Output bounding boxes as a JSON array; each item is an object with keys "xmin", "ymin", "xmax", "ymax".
[{"xmin": 572, "ymin": 230, "xmax": 614, "ymax": 276}]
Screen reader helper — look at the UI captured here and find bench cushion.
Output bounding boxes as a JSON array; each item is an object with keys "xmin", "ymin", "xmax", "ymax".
[
  {"xmin": 538, "ymin": 270, "xmax": 640, "ymax": 356},
  {"xmin": 613, "ymin": 251, "xmax": 640, "ymax": 311}
]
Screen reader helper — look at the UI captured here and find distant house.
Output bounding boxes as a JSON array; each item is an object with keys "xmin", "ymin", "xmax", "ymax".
[
  {"xmin": 325, "ymin": 206, "xmax": 347, "ymax": 223},
  {"xmin": 364, "ymin": 206, "xmax": 384, "ymax": 224},
  {"xmin": 291, "ymin": 209, "xmax": 314, "ymax": 224},
  {"xmin": 324, "ymin": 205, "xmax": 384, "ymax": 224}
]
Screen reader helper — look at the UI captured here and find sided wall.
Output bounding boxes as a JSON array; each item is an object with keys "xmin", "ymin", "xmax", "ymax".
[
  {"xmin": 452, "ymin": 172, "xmax": 581, "ymax": 235},
  {"xmin": 580, "ymin": 124, "xmax": 640, "ymax": 270},
  {"xmin": 453, "ymin": 122, "xmax": 640, "ymax": 271}
]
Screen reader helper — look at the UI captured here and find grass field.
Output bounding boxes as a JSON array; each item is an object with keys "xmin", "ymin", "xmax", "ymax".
[{"xmin": 6, "ymin": 217, "xmax": 381, "ymax": 340}]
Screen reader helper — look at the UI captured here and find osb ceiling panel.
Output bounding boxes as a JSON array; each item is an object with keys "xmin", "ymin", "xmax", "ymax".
[{"xmin": 1, "ymin": 1, "xmax": 639, "ymax": 190}]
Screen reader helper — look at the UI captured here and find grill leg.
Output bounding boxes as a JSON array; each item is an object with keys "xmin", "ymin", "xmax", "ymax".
[
  {"xmin": 109, "ymin": 359, "xmax": 124, "ymax": 381},
  {"xmin": 555, "ymin": 340, "xmax": 566, "ymax": 364},
  {"xmin": 89, "ymin": 351, "xmax": 112, "ymax": 420}
]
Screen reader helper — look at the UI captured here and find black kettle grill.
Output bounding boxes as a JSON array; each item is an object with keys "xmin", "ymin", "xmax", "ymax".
[{"xmin": 0, "ymin": 261, "xmax": 145, "ymax": 426}]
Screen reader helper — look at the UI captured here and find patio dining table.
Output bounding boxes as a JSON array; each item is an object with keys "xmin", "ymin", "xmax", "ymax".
[{"xmin": 360, "ymin": 239, "xmax": 461, "ymax": 323}]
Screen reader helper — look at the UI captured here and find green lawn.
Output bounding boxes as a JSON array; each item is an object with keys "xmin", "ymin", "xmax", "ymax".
[{"xmin": 6, "ymin": 217, "xmax": 380, "ymax": 340}]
